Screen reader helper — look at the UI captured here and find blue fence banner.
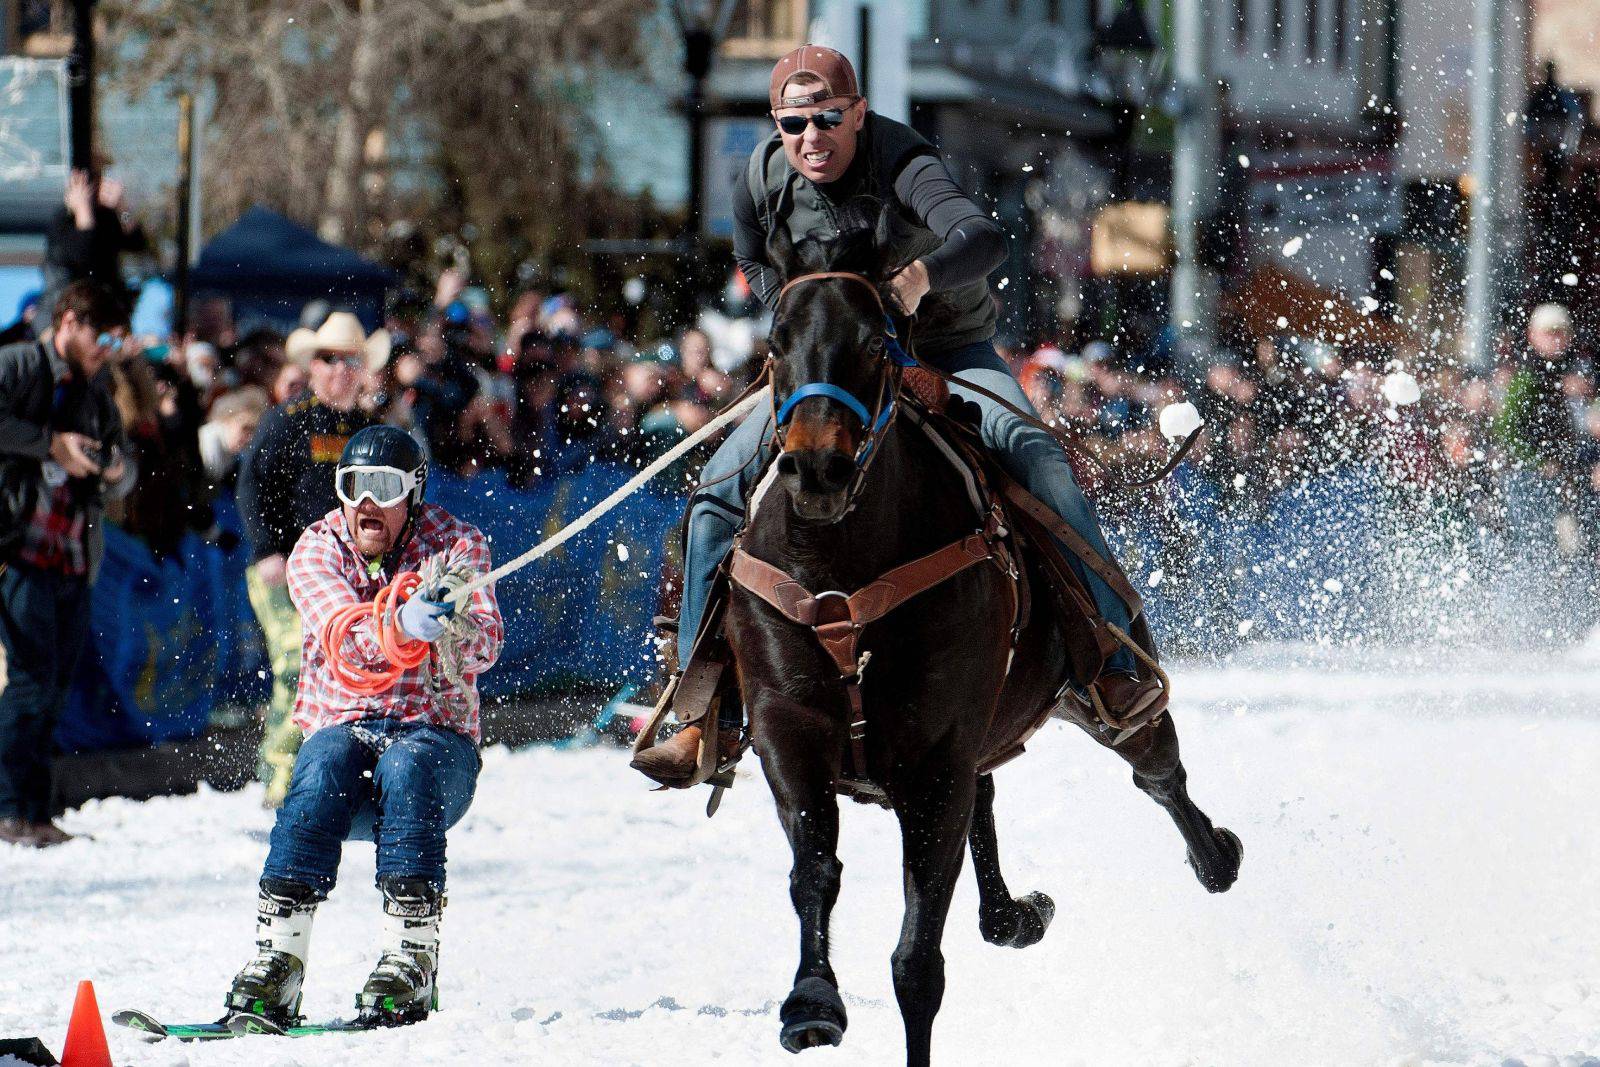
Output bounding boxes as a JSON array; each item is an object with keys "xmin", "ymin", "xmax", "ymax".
[
  {"xmin": 56, "ymin": 462, "xmax": 1599, "ymax": 753},
  {"xmin": 59, "ymin": 468, "xmax": 682, "ymax": 752}
]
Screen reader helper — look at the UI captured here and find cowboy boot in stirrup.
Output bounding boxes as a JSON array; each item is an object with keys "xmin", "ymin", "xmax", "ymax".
[
  {"xmin": 630, "ymin": 722, "xmax": 743, "ymax": 786},
  {"xmin": 630, "ymin": 723, "xmax": 704, "ymax": 784},
  {"xmin": 1095, "ymin": 672, "xmax": 1167, "ymax": 731}
]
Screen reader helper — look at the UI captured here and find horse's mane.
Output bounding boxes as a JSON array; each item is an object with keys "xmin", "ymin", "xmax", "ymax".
[{"xmin": 784, "ymin": 196, "xmax": 917, "ymax": 285}]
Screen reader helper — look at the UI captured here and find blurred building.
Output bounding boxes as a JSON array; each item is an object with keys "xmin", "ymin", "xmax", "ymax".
[
  {"xmin": 1, "ymin": 0, "xmax": 179, "ymax": 327},
  {"xmin": 0, "ymin": 2, "xmax": 71, "ymax": 288},
  {"xmin": 1202, "ymin": 0, "xmax": 1406, "ymax": 354}
]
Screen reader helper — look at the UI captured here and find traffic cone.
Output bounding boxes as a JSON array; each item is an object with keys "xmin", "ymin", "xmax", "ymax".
[{"xmin": 59, "ymin": 980, "xmax": 111, "ymax": 1067}]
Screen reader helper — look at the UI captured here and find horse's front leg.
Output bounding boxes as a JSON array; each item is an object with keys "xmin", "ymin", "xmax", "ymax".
[
  {"xmin": 889, "ymin": 764, "xmax": 976, "ymax": 1067},
  {"xmin": 751, "ymin": 691, "xmax": 850, "ymax": 1054}
]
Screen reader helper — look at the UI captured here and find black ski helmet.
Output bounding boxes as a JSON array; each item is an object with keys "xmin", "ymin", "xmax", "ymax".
[{"xmin": 337, "ymin": 425, "xmax": 428, "ymax": 513}]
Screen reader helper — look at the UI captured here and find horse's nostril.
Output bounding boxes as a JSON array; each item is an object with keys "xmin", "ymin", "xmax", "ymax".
[
  {"xmin": 776, "ymin": 453, "xmax": 800, "ymax": 478},
  {"xmin": 823, "ymin": 454, "xmax": 855, "ymax": 488}
]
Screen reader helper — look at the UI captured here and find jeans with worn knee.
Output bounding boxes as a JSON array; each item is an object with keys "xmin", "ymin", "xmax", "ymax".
[
  {"xmin": 678, "ymin": 340, "xmax": 1137, "ymax": 675},
  {"xmin": 261, "ymin": 717, "xmax": 480, "ymax": 897}
]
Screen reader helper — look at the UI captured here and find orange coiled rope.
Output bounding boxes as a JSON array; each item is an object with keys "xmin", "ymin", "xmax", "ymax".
[{"xmin": 321, "ymin": 571, "xmax": 431, "ymax": 695}]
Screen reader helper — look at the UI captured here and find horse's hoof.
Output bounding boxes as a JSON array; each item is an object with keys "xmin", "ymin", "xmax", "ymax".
[
  {"xmin": 980, "ymin": 891, "xmax": 1056, "ymax": 948},
  {"xmin": 1186, "ymin": 826, "xmax": 1243, "ymax": 894},
  {"xmin": 779, "ymin": 977, "xmax": 847, "ymax": 1054}
]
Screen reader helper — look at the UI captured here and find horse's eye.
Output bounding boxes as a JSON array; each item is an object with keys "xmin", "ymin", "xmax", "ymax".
[{"xmin": 867, "ymin": 336, "xmax": 886, "ymax": 355}]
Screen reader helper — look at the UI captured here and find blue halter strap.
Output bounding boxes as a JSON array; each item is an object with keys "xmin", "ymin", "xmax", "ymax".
[
  {"xmin": 774, "ymin": 316, "xmax": 913, "ymax": 429},
  {"xmin": 777, "ymin": 382, "xmax": 891, "ymax": 430}
]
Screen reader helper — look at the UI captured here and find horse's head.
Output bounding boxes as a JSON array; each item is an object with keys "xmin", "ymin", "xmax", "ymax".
[{"xmin": 766, "ymin": 204, "xmax": 915, "ymax": 523}]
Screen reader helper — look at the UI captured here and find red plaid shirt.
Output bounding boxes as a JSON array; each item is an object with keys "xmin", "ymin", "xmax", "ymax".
[
  {"xmin": 15, "ymin": 477, "xmax": 88, "ymax": 575},
  {"xmin": 287, "ymin": 503, "xmax": 504, "ymax": 743}
]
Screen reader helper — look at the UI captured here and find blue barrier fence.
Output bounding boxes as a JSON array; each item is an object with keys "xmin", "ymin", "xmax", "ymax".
[
  {"xmin": 59, "ymin": 468, "xmax": 684, "ymax": 753},
  {"xmin": 55, "ymin": 462, "xmax": 1596, "ymax": 753}
]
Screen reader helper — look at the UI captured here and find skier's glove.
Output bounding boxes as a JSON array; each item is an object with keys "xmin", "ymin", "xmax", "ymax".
[
  {"xmin": 424, "ymin": 569, "xmax": 470, "ymax": 618},
  {"xmin": 398, "ymin": 594, "xmax": 450, "ymax": 643}
]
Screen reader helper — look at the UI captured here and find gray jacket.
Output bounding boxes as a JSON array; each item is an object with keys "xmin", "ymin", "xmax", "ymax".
[{"xmin": 0, "ymin": 337, "xmax": 136, "ymax": 581}]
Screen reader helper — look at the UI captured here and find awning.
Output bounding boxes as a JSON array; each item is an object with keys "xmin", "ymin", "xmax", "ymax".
[{"xmin": 1222, "ymin": 262, "xmax": 1417, "ymax": 349}]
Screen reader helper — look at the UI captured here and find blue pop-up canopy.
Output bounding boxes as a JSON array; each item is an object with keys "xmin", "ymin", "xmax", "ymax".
[{"xmin": 192, "ymin": 206, "xmax": 397, "ymax": 331}]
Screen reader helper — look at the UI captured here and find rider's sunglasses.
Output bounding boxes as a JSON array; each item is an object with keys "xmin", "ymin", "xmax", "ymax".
[
  {"xmin": 774, "ymin": 105, "xmax": 854, "ymax": 136},
  {"xmin": 94, "ymin": 332, "xmax": 124, "ymax": 353}
]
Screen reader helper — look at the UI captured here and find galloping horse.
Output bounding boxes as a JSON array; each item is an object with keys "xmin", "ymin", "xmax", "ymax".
[{"xmin": 725, "ymin": 210, "xmax": 1242, "ymax": 1067}]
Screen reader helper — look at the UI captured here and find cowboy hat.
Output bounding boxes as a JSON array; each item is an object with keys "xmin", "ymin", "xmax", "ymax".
[
  {"xmin": 285, "ymin": 327, "xmax": 319, "ymax": 367},
  {"xmin": 364, "ymin": 328, "xmax": 392, "ymax": 373},
  {"xmin": 311, "ymin": 311, "xmax": 368, "ymax": 355}
]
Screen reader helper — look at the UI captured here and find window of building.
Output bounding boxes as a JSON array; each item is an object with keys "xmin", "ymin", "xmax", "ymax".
[
  {"xmin": 1305, "ymin": 0, "xmax": 1320, "ymax": 60},
  {"xmin": 6, "ymin": 0, "xmax": 70, "ymax": 56},
  {"xmin": 1047, "ymin": 0, "xmax": 1061, "ymax": 20},
  {"xmin": 1234, "ymin": 0, "xmax": 1250, "ymax": 50},
  {"xmin": 725, "ymin": 0, "xmax": 809, "ymax": 58}
]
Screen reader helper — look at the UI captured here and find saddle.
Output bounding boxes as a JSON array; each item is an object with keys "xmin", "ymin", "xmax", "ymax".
[{"xmin": 632, "ymin": 366, "xmax": 1167, "ymax": 807}]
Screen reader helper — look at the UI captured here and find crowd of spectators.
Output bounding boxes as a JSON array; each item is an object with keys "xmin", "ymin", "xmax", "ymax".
[
  {"xmin": 6, "ymin": 265, "xmax": 1597, "ymax": 569},
  {"xmin": 1013, "ymin": 302, "xmax": 1600, "ymax": 558},
  {"xmin": 0, "ymin": 267, "xmax": 773, "ymax": 564}
]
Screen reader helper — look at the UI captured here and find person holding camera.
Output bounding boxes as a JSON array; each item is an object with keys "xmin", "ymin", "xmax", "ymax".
[{"xmin": 0, "ymin": 280, "xmax": 137, "ymax": 847}]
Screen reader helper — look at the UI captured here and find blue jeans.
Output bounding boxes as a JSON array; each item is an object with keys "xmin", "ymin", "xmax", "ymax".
[
  {"xmin": 0, "ymin": 563, "xmax": 89, "ymax": 822},
  {"xmin": 262, "ymin": 718, "xmax": 480, "ymax": 897},
  {"xmin": 678, "ymin": 340, "xmax": 1137, "ymax": 674}
]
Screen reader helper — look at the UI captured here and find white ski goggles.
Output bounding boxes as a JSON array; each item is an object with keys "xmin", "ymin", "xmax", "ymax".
[{"xmin": 335, "ymin": 464, "xmax": 421, "ymax": 509}]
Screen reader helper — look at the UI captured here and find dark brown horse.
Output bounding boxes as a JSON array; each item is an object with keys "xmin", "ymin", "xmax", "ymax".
[{"xmin": 726, "ymin": 214, "xmax": 1241, "ymax": 1067}]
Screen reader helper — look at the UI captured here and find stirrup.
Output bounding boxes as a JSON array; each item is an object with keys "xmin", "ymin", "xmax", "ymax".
[
  {"xmin": 631, "ymin": 673, "xmax": 718, "ymax": 787},
  {"xmin": 1079, "ymin": 624, "xmax": 1170, "ymax": 746}
]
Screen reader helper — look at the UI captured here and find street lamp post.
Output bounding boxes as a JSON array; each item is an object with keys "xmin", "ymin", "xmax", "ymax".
[
  {"xmin": 66, "ymin": 0, "xmax": 96, "ymax": 171},
  {"xmin": 1090, "ymin": 0, "xmax": 1159, "ymax": 201},
  {"xmin": 669, "ymin": 0, "xmax": 737, "ymax": 329},
  {"xmin": 671, "ymin": 0, "xmax": 737, "ymax": 249},
  {"xmin": 1523, "ymin": 62, "xmax": 1584, "ymax": 304},
  {"xmin": 1089, "ymin": 1, "xmax": 1160, "ymax": 350}
]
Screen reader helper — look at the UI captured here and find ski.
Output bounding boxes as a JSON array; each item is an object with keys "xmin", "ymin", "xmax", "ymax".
[
  {"xmin": 111, "ymin": 1009, "xmax": 237, "ymax": 1042},
  {"xmin": 114, "ymin": 1007, "xmax": 379, "ymax": 1042},
  {"xmin": 226, "ymin": 1011, "xmax": 381, "ymax": 1037}
]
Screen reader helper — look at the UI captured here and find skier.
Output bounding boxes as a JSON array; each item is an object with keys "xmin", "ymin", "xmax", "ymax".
[{"xmin": 225, "ymin": 424, "xmax": 504, "ymax": 1028}]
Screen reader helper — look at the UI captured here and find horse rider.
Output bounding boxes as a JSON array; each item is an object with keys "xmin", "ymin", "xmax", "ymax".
[
  {"xmin": 225, "ymin": 425, "xmax": 503, "ymax": 1027},
  {"xmin": 634, "ymin": 45, "xmax": 1161, "ymax": 784}
]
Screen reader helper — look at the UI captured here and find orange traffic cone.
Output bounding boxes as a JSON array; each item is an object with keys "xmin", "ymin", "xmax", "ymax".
[{"xmin": 60, "ymin": 980, "xmax": 112, "ymax": 1067}]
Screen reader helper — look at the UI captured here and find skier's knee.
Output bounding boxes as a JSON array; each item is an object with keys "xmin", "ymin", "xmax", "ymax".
[{"xmin": 260, "ymin": 876, "xmax": 322, "ymax": 906}]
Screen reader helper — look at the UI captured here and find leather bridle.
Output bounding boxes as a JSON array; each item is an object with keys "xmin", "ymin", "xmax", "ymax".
[{"xmin": 771, "ymin": 271, "xmax": 914, "ymax": 506}]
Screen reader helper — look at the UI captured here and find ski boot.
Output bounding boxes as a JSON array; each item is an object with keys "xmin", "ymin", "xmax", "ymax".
[
  {"xmin": 357, "ymin": 877, "xmax": 442, "ymax": 1026},
  {"xmin": 226, "ymin": 879, "xmax": 316, "ymax": 1026}
]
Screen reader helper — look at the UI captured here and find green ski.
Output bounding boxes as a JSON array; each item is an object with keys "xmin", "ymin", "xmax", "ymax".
[{"xmin": 112, "ymin": 1009, "xmax": 237, "ymax": 1042}]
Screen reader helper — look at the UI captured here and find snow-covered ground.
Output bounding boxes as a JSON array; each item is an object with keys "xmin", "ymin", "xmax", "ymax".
[{"xmin": 6, "ymin": 647, "xmax": 1600, "ymax": 1067}]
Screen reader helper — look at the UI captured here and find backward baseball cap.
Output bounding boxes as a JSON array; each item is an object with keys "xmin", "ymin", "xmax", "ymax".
[{"xmin": 769, "ymin": 45, "xmax": 860, "ymax": 110}]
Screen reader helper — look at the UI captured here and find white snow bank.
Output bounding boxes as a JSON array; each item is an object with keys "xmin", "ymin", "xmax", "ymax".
[{"xmin": 6, "ymin": 653, "xmax": 1600, "ymax": 1065}]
